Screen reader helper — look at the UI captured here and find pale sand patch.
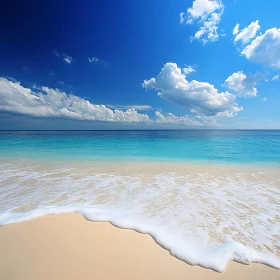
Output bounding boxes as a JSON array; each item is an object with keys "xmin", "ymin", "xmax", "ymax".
[{"xmin": 0, "ymin": 213, "xmax": 279, "ymax": 280}]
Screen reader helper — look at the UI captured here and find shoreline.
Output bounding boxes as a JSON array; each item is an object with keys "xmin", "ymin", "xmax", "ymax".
[
  {"xmin": 1, "ymin": 157, "xmax": 280, "ymax": 272},
  {"xmin": 1, "ymin": 155, "xmax": 280, "ymax": 171},
  {"xmin": 0, "ymin": 213, "xmax": 279, "ymax": 280}
]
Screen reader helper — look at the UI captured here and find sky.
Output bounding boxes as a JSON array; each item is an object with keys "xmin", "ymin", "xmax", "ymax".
[{"xmin": 0, "ymin": 0, "xmax": 280, "ymax": 129}]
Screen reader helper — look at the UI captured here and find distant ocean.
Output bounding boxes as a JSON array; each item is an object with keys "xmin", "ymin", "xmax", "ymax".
[
  {"xmin": 0, "ymin": 130, "xmax": 279, "ymax": 271},
  {"xmin": 0, "ymin": 130, "xmax": 280, "ymax": 164}
]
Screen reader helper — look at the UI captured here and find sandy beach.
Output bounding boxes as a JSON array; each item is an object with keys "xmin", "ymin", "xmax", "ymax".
[
  {"xmin": 1, "ymin": 158, "xmax": 280, "ymax": 276},
  {"xmin": 0, "ymin": 213, "xmax": 279, "ymax": 280}
]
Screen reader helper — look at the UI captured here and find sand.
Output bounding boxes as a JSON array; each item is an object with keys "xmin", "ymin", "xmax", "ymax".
[{"xmin": 0, "ymin": 213, "xmax": 279, "ymax": 280}]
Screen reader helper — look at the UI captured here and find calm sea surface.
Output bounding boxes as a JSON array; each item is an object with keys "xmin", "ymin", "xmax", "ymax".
[{"xmin": 0, "ymin": 130, "xmax": 279, "ymax": 164}]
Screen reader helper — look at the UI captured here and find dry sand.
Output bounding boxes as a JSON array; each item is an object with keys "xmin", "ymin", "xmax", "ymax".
[{"xmin": 0, "ymin": 213, "xmax": 279, "ymax": 280}]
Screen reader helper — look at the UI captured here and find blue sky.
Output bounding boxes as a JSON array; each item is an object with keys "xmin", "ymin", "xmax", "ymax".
[{"xmin": 0, "ymin": 0, "xmax": 280, "ymax": 129}]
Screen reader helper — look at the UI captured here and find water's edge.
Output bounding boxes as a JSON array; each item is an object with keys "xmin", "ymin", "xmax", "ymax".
[
  {"xmin": 1, "ymin": 158, "xmax": 280, "ymax": 272},
  {"xmin": 1, "ymin": 207, "xmax": 280, "ymax": 273}
]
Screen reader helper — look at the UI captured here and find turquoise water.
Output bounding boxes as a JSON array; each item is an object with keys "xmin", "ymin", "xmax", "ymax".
[{"xmin": 0, "ymin": 130, "xmax": 279, "ymax": 164}]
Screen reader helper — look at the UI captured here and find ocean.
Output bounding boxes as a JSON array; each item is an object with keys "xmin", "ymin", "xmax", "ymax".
[
  {"xmin": 0, "ymin": 130, "xmax": 279, "ymax": 271},
  {"xmin": 0, "ymin": 130, "xmax": 280, "ymax": 163}
]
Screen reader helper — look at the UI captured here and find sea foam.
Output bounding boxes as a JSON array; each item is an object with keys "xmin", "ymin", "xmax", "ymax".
[{"xmin": 0, "ymin": 160, "xmax": 279, "ymax": 272}]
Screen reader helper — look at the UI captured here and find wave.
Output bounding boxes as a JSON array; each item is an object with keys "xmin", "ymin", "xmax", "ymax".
[{"xmin": 0, "ymin": 160, "xmax": 280, "ymax": 272}]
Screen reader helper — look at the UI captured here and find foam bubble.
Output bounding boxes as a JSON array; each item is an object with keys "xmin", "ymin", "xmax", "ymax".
[{"xmin": 0, "ymin": 160, "xmax": 280, "ymax": 271}]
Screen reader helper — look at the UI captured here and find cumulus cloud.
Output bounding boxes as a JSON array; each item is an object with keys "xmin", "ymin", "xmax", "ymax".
[
  {"xmin": 143, "ymin": 62, "xmax": 242, "ymax": 117},
  {"xmin": 0, "ymin": 77, "xmax": 207, "ymax": 127},
  {"xmin": 234, "ymin": 20, "xmax": 260, "ymax": 45},
  {"xmin": 272, "ymin": 74, "xmax": 279, "ymax": 81},
  {"xmin": 263, "ymin": 97, "xmax": 268, "ymax": 102},
  {"xmin": 225, "ymin": 71, "xmax": 257, "ymax": 97},
  {"xmin": 53, "ymin": 50, "xmax": 73, "ymax": 64},
  {"xmin": 185, "ymin": 0, "xmax": 222, "ymax": 20},
  {"xmin": 241, "ymin": 28, "xmax": 280, "ymax": 69},
  {"xmin": 180, "ymin": 0, "xmax": 224, "ymax": 43}
]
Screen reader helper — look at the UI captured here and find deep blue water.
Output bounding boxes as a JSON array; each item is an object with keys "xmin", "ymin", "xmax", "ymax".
[{"xmin": 0, "ymin": 130, "xmax": 279, "ymax": 164}]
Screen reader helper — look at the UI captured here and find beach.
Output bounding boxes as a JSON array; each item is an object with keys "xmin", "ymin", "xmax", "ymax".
[
  {"xmin": 0, "ymin": 130, "xmax": 280, "ymax": 278},
  {"xmin": 0, "ymin": 213, "xmax": 279, "ymax": 280}
]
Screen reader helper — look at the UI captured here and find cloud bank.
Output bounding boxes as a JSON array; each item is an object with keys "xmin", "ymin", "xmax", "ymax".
[{"xmin": 0, "ymin": 77, "xmax": 208, "ymax": 127}]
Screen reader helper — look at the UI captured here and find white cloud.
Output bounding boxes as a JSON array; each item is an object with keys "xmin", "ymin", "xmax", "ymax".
[
  {"xmin": 193, "ymin": 12, "xmax": 223, "ymax": 43},
  {"xmin": 0, "ymin": 77, "xmax": 207, "ymax": 127},
  {"xmin": 263, "ymin": 97, "xmax": 268, "ymax": 102},
  {"xmin": 5, "ymin": 76, "xmax": 19, "ymax": 83},
  {"xmin": 0, "ymin": 77, "xmax": 149, "ymax": 123},
  {"xmin": 154, "ymin": 111, "xmax": 210, "ymax": 126},
  {"xmin": 53, "ymin": 50, "xmax": 60, "ymax": 57},
  {"xmin": 106, "ymin": 105, "xmax": 152, "ymax": 111},
  {"xmin": 186, "ymin": 0, "xmax": 222, "ymax": 19},
  {"xmin": 64, "ymin": 58, "xmax": 72, "ymax": 64},
  {"xmin": 88, "ymin": 57, "xmax": 99, "ymax": 63},
  {"xmin": 62, "ymin": 53, "xmax": 73, "ymax": 64},
  {"xmin": 88, "ymin": 57, "xmax": 107, "ymax": 65},
  {"xmin": 53, "ymin": 50, "xmax": 73, "ymax": 64},
  {"xmin": 272, "ymin": 74, "xmax": 279, "ymax": 81},
  {"xmin": 241, "ymin": 28, "xmax": 280, "ymax": 69},
  {"xmin": 180, "ymin": 12, "xmax": 186, "ymax": 24},
  {"xmin": 183, "ymin": 66, "xmax": 196, "ymax": 75},
  {"xmin": 180, "ymin": 0, "xmax": 224, "ymax": 43},
  {"xmin": 233, "ymin": 23, "xmax": 239, "ymax": 36},
  {"xmin": 225, "ymin": 71, "xmax": 257, "ymax": 97},
  {"xmin": 234, "ymin": 20, "xmax": 260, "ymax": 45},
  {"xmin": 143, "ymin": 62, "xmax": 242, "ymax": 117}
]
